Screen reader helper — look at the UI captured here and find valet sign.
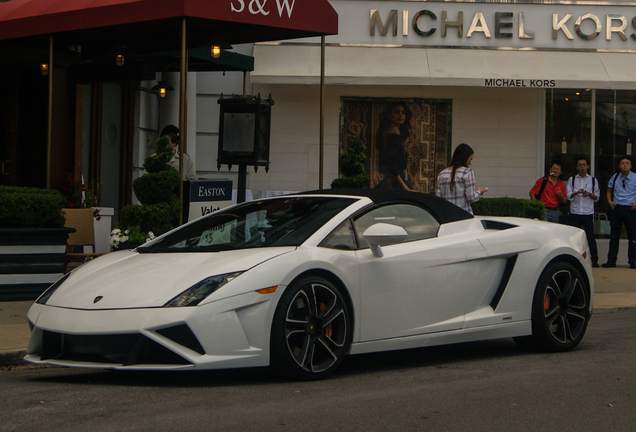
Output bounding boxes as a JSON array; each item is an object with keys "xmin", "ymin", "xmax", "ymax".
[{"xmin": 187, "ymin": 180, "xmax": 233, "ymax": 222}]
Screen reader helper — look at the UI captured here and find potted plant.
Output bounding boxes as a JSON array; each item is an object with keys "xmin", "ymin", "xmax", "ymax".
[
  {"xmin": 115, "ymin": 136, "xmax": 181, "ymax": 249},
  {"xmin": 0, "ymin": 186, "xmax": 74, "ymax": 301},
  {"xmin": 331, "ymin": 140, "xmax": 371, "ymax": 189}
]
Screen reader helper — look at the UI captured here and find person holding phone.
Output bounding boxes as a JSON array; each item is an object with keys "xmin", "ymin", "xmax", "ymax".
[
  {"xmin": 436, "ymin": 143, "xmax": 487, "ymax": 214},
  {"xmin": 567, "ymin": 156, "xmax": 600, "ymax": 267}
]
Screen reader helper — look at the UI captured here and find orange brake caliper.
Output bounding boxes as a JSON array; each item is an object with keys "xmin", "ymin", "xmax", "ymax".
[
  {"xmin": 319, "ymin": 303, "xmax": 333, "ymax": 338},
  {"xmin": 544, "ymin": 293, "xmax": 550, "ymax": 311}
]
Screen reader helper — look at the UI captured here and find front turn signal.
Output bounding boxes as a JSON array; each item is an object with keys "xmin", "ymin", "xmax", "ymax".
[{"xmin": 256, "ymin": 286, "xmax": 278, "ymax": 295}]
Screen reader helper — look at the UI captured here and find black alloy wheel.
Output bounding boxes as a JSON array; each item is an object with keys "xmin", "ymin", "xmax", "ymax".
[
  {"xmin": 516, "ymin": 261, "xmax": 590, "ymax": 352},
  {"xmin": 270, "ymin": 275, "xmax": 352, "ymax": 380}
]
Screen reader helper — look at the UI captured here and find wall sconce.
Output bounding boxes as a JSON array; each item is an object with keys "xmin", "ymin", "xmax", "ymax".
[
  {"xmin": 211, "ymin": 45, "xmax": 221, "ymax": 59},
  {"xmin": 40, "ymin": 63, "xmax": 49, "ymax": 76},
  {"xmin": 115, "ymin": 54, "xmax": 125, "ymax": 67},
  {"xmin": 151, "ymin": 81, "xmax": 174, "ymax": 98}
]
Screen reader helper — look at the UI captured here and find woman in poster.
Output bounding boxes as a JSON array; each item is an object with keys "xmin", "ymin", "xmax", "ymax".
[{"xmin": 375, "ymin": 103, "xmax": 417, "ymax": 191}]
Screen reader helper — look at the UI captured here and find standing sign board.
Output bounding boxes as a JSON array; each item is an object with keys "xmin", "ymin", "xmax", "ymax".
[{"xmin": 183, "ymin": 180, "xmax": 233, "ymax": 222}]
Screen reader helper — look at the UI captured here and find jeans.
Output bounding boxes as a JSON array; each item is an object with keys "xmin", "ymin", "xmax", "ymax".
[
  {"xmin": 544, "ymin": 208, "xmax": 560, "ymax": 223},
  {"xmin": 607, "ymin": 205, "xmax": 636, "ymax": 264},
  {"xmin": 569, "ymin": 213, "xmax": 598, "ymax": 264}
]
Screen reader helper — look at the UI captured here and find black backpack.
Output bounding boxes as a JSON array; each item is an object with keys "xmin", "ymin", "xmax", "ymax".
[
  {"xmin": 609, "ymin": 172, "xmax": 621, "ymax": 201},
  {"xmin": 536, "ymin": 177, "xmax": 549, "ymax": 200}
]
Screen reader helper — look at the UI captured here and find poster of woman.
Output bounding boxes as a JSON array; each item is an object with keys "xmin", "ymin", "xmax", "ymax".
[{"xmin": 340, "ymin": 98, "xmax": 451, "ymax": 193}]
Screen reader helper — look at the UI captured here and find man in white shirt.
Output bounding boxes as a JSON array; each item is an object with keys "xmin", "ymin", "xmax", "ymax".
[
  {"xmin": 160, "ymin": 125, "xmax": 196, "ymax": 180},
  {"xmin": 567, "ymin": 156, "xmax": 600, "ymax": 267}
]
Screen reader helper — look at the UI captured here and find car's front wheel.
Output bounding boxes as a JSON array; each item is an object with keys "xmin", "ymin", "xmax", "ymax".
[
  {"xmin": 270, "ymin": 275, "xmax": 352, "ymax": 380},
  {"xmin": 516, "ymin": 260, "xmax": 590, "ymax": 352}
]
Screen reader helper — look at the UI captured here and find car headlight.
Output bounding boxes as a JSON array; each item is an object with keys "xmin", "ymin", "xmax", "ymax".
[
  {"xmin": 36, "ymin": 273, "xmax": 71, "ymax": 305},
  {"xmin": 163, "ymin": 272, "xmax": 243, "ymax": 307}
]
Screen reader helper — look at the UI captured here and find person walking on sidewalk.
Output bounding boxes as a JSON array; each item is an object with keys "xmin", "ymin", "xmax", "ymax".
[
  {"xmin": 530, "ymin": 162, "xmax": 568, "ymax": 223},
  {"xmin": 567, "ymin": 157, "xmax": 600, "ymax": 267},
  {"xmin": 603, "ymin": 156, "xmax": 636, "ymax": 269}
]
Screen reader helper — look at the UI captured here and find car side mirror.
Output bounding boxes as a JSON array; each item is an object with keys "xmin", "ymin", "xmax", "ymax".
[{"xmin": 362, "ymin": 223, "xmax": 408, "ymax": 258}]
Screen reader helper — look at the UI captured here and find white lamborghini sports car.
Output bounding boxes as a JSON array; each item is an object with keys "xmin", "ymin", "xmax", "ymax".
[{"xmin": 25, "ymin": 190, "xmax": 593, "ymax": 380}]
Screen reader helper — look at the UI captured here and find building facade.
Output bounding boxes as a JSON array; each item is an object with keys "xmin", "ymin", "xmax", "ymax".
[{"xmin": 225, "ymin": 0, "xmax": 636, "ymax": 204}]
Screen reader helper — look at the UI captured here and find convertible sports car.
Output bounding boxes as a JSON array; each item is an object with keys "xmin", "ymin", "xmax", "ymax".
[{"xmin": 25, "ymin": 190, "xmax": 593, "ymax": 379}]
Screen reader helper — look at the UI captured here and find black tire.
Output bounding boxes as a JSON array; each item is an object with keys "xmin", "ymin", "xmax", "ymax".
[
  {"xmin": 516, "ymin": 261, "xmax": 591, "ymax": 352},
  {"xmin": 270, "ymin": 275, "xmax": 352, "ymax": 380}
]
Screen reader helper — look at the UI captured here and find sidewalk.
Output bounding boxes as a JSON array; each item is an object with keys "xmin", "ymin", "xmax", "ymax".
[{"xmin": 1, "ymin": 264, "xmax": 634, "ymax": 364}]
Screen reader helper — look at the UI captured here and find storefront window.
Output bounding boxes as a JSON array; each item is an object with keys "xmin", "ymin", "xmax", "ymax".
[
  {"xmin": 545, "ymin": 89, "xmax": 636, "ymax": 215},
  {"xmin": 595, "ymin": 90, "xmax": 636, "ymax": 189},
  {"xmin": 545, "ymin": 89, "xmax": 592, "ymax": 176}
]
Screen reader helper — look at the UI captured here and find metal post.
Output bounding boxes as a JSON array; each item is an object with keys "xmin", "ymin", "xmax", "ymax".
[
  {"xmin": 46, "ymin": 36, "xmax": 53, "ymax": 189},
  {"xmin": 319, "ymin": 35, "xmax": 325, "ymax": 189},
  {"xmin": 238, "ymin": 165, "xmax": 247, "ymax": 203},
  {"xmin": 178, "ymin": 18, "xmax": 188, "ymax": 224}
]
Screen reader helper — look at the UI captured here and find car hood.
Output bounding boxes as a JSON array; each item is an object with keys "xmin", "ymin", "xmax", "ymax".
[{"xmin": 46, "ymin": 247, "xmax": 295, "ymax": 310}]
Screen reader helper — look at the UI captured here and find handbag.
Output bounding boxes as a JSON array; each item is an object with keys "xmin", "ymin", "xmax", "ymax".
[{"xmin": 594, "ymin": 213, "xmax": 611, "ymax": 235}]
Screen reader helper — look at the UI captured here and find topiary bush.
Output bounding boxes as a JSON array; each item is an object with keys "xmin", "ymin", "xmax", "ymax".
[
  {"xmin": 0, "ymin": 186, "xmax": 66, "ymax": 228},
  {"xmin": 471, "ymin": 197, "xmax": 545, "ymax": 220},
  {"xmin": 331, "ymin": 140, "xmax": 370, "ymax": 189},
  {"xmin": 119, "ymin": 136, "xmax": 181, "ymax": 238}
]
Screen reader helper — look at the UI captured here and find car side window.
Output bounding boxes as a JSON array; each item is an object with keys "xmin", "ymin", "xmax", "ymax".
[
  {"xmin": 319, "ymin": 219, "xmax": 357, "ymax": 250},
  {"xmin": 353, "ymin": 204, "xmax": 440, "ymax": 249}
]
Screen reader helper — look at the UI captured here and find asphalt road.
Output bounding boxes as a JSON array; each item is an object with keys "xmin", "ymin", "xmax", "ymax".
[{"xmin": 1, "ymin": 309, "xmax": 635, "ymax": 432}]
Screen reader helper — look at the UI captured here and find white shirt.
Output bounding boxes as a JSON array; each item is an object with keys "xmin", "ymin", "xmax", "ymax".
[
  {"xmin": 169, "ymin": 151, "xmax": 196, "ymax": 180},
  {"xmin": 567, "ymin": 174, "xmax": 599, "ymax": 215}
]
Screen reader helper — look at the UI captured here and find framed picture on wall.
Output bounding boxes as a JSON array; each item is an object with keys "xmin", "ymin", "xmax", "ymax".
[{"xmin": 340, "ymin": 98, "xmax": 452, "ymax": 193}]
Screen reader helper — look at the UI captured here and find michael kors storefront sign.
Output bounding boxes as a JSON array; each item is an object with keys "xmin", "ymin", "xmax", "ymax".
[
  {"xmin": 329, "ymin": 1, "xmax": 636, "ymax": 50},
  {"xmin": 371, "ymin": 9, "xmax": 635, "ymax": 42}
]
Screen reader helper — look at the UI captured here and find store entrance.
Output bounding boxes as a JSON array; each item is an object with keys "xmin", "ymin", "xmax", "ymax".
[{"xmin": 0, "ymin": 67, "xmax": 48, "ymax": 188}]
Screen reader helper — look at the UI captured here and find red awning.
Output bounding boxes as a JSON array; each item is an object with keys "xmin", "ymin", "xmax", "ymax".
[{"xmin": 0, "ymin": 0, "xmax": 338, "ymax": 44}]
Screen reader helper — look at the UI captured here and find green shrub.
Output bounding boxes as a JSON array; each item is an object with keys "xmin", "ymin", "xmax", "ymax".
[
  {"xmin": 523, "ymin": 199, "xmax": 546, "ymax": 220},
  {"xmin": 133, "ymin": 169, "xmax": 181, "ymax": 205},
  {"xmin": 331, "ymin": 140, "xmax": 370, "ymax": 189},
  {"xmin": 471, "ymin": 197, "xmax": 545, "ymax": 220},
  {"xmin": 0, "ymin": 186, "xmax": 66, "ymax": 228},
  {"xmin": 120, "ymin": 200, "xmax": 181, "ymax": 236},
  {"xmin": 119, "ymin": 136, "xmax": 182, "ymax": 238}
]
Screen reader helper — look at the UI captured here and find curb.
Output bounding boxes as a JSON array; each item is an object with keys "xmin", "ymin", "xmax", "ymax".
[{"xmin": 0, "ymin": 350, "xmax": 27, "ymax": 369}]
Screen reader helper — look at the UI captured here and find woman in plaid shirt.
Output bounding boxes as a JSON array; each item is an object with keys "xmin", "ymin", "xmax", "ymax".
[{"xmin": 436, "ymin": 143, "xmax": 487, "ymax": 214}]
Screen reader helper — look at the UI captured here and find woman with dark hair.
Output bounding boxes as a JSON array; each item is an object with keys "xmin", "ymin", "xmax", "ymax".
[
  {"xmin": 374, "ymin": 103, "xmax": 417, "ymax": 191},
  {"xmin": 436, "ymin": 143, "xmax": 487, "ymax": 214}
]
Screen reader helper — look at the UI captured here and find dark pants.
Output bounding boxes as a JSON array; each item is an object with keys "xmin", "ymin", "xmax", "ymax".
[
  {"xmin": 607, "ymin": 205, "xmax": 636, "ymax": 264},
  {"xmin": 569, "ymin": 214, "xmax": 598, "ymax": 264}
]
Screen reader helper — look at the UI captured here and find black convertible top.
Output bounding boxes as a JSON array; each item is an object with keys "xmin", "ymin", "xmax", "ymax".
[{"xmin": 299, "ymin": 189, "xmax": 474, "ymax": 225}]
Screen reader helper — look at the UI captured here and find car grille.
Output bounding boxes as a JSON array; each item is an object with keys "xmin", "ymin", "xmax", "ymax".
[
  {"xmin": 40, "ymin": 330, "xmax": 192, "ymax": 366},
  {"xmin": 156, "ymin": 324, "xmax": 205, "ymax": 355}
]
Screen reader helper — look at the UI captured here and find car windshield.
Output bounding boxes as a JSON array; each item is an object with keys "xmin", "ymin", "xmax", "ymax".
[{"xmin": 137, "ymin": 196, "xmax": 356, "ymax": 253}]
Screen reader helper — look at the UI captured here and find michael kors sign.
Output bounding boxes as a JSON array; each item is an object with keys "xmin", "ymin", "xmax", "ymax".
[
  {"xmin": 371, "ymin": 10, "xmax": 635, "ymax": 42},
  {"xmin": 327, "ymin": 1, "xmax": 636, "ymax": 51}
]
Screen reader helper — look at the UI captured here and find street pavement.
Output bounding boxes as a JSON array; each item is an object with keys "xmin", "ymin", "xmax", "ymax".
[{"xmin": 1, "ymin": 239, "xmax": 634, "ymax": 366}]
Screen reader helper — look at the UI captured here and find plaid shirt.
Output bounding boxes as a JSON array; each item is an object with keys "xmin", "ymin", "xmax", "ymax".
[{"xmin": 436, "ymin": 167, "xmax": 481, "ymax": 214}]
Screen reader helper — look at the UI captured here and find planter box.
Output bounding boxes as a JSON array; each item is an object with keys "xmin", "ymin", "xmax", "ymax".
[{"xmin": 0, "ymin": 228, "xmax": 75, "ymax": 301}]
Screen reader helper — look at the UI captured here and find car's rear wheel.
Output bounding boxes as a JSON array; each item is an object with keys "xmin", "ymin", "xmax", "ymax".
[
  {"xmin": 515, "ymin": 261, "xmax": 590, "ymax": 352},
  {"xmin": 270, "ymin": 275, "xmax": 352, "ymax": 380}
]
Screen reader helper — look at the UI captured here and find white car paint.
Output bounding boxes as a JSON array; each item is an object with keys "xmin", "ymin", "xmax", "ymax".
[{"xmin": 24, "ymin": 193, "xmax": 594, "ymax": 375}]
